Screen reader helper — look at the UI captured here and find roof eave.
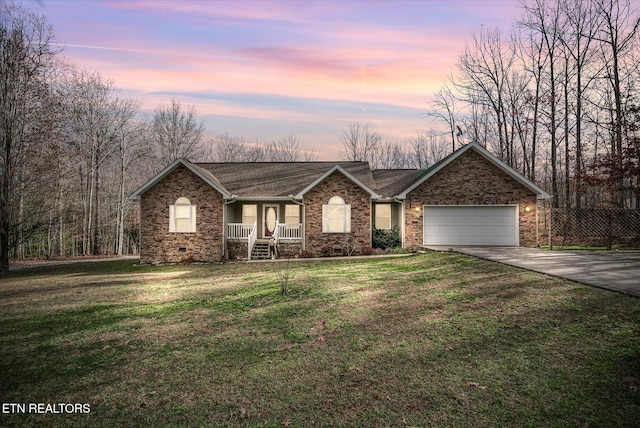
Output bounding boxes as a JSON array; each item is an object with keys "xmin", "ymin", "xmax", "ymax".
[
  {"xmin": 294, "ymin": 165, "xmax": 381, "ymax": 200},
  {"xmin": 230, "ymin": 196, "xmax": 301, "ymax": 201},
  {"xmin": 397, "ymin": 142, "xmax": 551, "ymax": 200},
  {"xmin": 129, "ymin": 158, "xmax": 231, "ymax": 200}
]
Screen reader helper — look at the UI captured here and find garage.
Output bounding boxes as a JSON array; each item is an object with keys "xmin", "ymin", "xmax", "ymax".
[{"xmin": 423, "ymin": 205, "xmax": 519, "ymax": 246}]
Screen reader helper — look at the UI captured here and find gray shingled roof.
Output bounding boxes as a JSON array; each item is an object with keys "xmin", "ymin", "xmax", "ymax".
[
  {"xmin": 195, "ymin": 162, "xmax": 377, "ymax": 197},
  {"xmin": 132, "ymin": 143, "xmax": 551, "ymax": 202},
  {"xmin": 189, "ymin": 163, "xmax": 231, "ymax": 196},
  {"xmin": 372, "ymin": 169, "xmax": 422, "ymax": 198}
]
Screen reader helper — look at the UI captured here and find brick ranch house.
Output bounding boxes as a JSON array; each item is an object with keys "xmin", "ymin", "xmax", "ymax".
[{"xmin": 130, "ymin": 142, "xmax": 551, "ymax": 264}]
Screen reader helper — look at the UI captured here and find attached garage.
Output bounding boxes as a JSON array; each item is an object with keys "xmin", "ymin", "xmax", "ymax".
[{"xmin": 423, "ymin": 205, "xmax": 519, "ymax": 246}]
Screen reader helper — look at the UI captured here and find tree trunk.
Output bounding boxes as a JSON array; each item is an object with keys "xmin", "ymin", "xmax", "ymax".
[
  {"xmin": 550, "ymin": 56, "xmax": 559, "ymax": 208},
  {"xmin": 564, "ymin": 59, "xmax": 571, "ymax": 209},
  {"xmin": 531, "ymin": 68, "xmax": 541, "ymax": 182}
]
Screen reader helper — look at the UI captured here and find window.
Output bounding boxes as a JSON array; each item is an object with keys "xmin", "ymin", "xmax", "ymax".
[
  {"xmin": 322, "ymin": 196, "xmax": 351, "ymax": 233},
  {"xmin": 285, "ymin": 204, "xmax": 300, "ymax": 224},
  {"xmin": 242, "ymin": 204, "xmax": 257, "ymax": 225},
  {"xmin": 169, "ymin": 197, "xmax": 196, "ymax": 233},
  {"xmin": 375, "ymin": 204, "xmax": 392, "ymax": 229}
]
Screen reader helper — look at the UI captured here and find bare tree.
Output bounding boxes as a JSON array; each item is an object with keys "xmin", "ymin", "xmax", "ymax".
[
  {"xmin": 113, "ymin": 98, "xmax": 143, "ymax": 255},
  {"xmin": 211, "ymin": 133, "xmax": 249, "ymax": 162},
  {"xmin": 461, "ymin": 96, "xmax": 494, "ymax": 148},
  {"xmin": 376, "ymin": 139, "xmax": 413, "ymax": 169},
  {"xmin": 558, "ymin": 0, "xmax": 601, "ymax": 207},
  {"xmin": 454, "ymin": 27, "xmax": 518, "ymax": 163},
  {"xmin": 264, "ymin": 135, "xmax": 317, "ymax": 162},
  {"xmin": 592, "ymin": 0, "xmax": 640, "ymax": 206},
  {"xmin": 515, "ymin": 20, "xmax": 547, "ymax": 182},
  {"xmin": 520, "ymin": 0, "xmax": 564, "ymax": 207},
  {"xmin": 210, "ymin": 133, "xmax": 316, "ymax": 162},
  {"xmin": 340, "ymin": 122, "xmax": 381, "ymax": 167},
  {"xmin": 150, "ymin": 98, "xmax": 205, "ymax": 169},
  {"xmin": 0, "ymin": 0, "xmax": 60, "ymax": 273},
  {"xmin": 427, "ymin": 84, "xmax": 459, "ymax": 152},
  {"xmin": 66, "ymin": 68, "xmax": 123, "ymax": 255},
  {"xmin": 411, "ymin": 131, "xmax": 449, "ymax": 169}
]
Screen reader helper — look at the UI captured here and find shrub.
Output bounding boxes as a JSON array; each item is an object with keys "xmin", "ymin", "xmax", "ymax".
[
  {"xmin": 225, "ymin": 240, "xmax": 244, "ymax": 261},
  {"xmin": 274, "ymin": 258, "xmax": 295, "ymax": 295},
  {"xmin": 372, "ymin": 226, "xmax": 401, "ymax": 250},
  {"xmin": 321, "ymin": 245, "xmax": 334, "ymax": 257}
]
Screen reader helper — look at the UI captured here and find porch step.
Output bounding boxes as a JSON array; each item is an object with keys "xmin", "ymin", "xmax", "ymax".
[{"xmin": 251, "ymin": 240, "xmax": 273, "ymax": 260}]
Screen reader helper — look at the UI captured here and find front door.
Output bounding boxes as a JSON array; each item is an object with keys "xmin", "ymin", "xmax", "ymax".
[{"xmin": 263, "ymin": 205, "xmax": 278, "ymax": 237}]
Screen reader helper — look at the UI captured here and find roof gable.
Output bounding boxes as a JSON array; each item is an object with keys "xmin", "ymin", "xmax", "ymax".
[
  {"xmin": 293, "ymin": 164, "xmax": 380, "ymax": 199},
  {"xmin": 129, "ymin": 158, "xmax": 231, "ymax": 200},
  {"xmin": 397, "ymin": 142, "xmax": 551, "ymax": 200}
]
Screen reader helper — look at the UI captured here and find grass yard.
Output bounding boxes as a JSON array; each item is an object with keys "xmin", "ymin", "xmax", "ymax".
[{"xmin": 1, "ymin": 252, "xmax": 639, "ymax": 427}]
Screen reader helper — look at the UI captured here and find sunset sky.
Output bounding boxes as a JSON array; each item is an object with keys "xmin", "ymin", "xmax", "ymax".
[{"xmin": 21, "ymin": 0, "xmax": 521, "ymax": 159}]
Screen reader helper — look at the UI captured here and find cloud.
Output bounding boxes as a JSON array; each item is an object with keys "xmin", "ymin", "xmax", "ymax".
[
  {"xmin": 51, "ymin": 42, "xmax": 241, "ymax": 61},
  {"xmin": 32, "ymin": 0, "xmax": 523, "ymax": 158}
]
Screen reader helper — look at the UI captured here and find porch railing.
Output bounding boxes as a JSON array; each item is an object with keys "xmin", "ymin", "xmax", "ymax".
[
  {"xmin": 277, "ymin": 223, "xmax": 302, "ymax": 241},
  {"xmin": 227, "ymin": 223, "xmax": 303, "ymax": 241},
  {"xmin": 227, "ymin": 222, "xmax": 257, "ymax": 260},
  {"xmin": 227, "ymin": 222, "xmax": 301, "ymax": 259},
  {"xmin": 227, "ymin": 223, "xmax": 255, "ymax": 239}
]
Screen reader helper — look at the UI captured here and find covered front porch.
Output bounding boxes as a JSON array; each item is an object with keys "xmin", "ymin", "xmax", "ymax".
[{"xmin": 225, "ymin": 200, "xmax": 304, "ymax": 260}]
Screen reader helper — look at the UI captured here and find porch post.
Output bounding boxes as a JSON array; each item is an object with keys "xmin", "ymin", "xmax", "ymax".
[
  {"xmin": 222, "ymin": 200, "xmax": 226, "ymax": 257},
  {"xmin": 302, "ymin": 204, "xmax": 306, "ymax": 251}
]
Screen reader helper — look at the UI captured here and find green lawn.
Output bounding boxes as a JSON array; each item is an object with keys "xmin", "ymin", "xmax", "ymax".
[{"xmin": 1, "ymin": 253, "xmax": 639, "ymax": 427}]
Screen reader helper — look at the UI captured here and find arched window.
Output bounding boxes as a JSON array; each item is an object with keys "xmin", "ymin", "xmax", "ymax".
[
  {"xmin": 170, "ymin": 197, "xmax": 196, "ymax": 233},
  {"xmin": 322, "ymin": 196, "xmax": 351, "ymax": 233}
]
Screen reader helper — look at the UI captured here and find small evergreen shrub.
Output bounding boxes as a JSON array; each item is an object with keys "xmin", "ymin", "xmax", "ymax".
[{"xmin": 372, "ymin": 226, "xmax": 401, "ymax": 250}]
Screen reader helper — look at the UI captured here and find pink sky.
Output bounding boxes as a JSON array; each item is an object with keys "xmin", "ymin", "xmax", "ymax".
[{"xmin": 22, "ymin": 0, "xmax": 522, "ymax": 160}]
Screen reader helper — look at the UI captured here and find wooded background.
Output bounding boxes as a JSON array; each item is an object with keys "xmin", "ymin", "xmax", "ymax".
[{"xmin": 2, "ymin": 0, "xmax": 639, "ymax": 272}]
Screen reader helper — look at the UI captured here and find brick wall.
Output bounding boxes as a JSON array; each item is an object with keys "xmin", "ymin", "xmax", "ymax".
[
  {"xmin": 303, "ymin": 171, "xmax": 372, "ymax": 256},
  {"xmin": 404, "ymin": 149, "xmax": 539, "ymax": 249},
  {"xmin": 140, "ymin": 165, "xmax": 224, "ymax": 264}
]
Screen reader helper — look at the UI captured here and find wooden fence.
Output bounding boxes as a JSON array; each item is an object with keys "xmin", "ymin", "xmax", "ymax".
[{"xmin": 550, "ymin": 208, "xmax": 640, "ymax": 249}]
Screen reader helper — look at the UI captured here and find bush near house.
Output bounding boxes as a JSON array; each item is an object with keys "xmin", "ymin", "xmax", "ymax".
[{"xmin": 373, "ymin": 226, "xmax": 402, "ymax": 250}]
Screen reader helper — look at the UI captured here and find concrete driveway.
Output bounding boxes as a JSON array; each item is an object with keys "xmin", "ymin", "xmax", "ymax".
[{"xmin": 426, "ymin": 246, "xmax": 640, "ymax": 298}]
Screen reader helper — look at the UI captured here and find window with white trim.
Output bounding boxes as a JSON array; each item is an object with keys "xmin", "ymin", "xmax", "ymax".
[
  {"xmin": 285, "ymin": 204, "xmax": 300, "ymax": 224},
  {"xmin": 322, "ymin": 196, "xmax": 351, "ymax": 233},
  {"xmin": 169, "ymin": 197, "xmax": 196, "ymax": 233},
  {"xmin": 242, "ymin": 204, "xmax": 257, "ymax": 225},
  {"xmin": 375, "ymin": 204, "xmax": 392, "ymax": 229}
]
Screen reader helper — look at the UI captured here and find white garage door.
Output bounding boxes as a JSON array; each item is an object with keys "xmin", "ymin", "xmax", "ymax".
[{"xmin": 423, "ymin": 205, "xmax": 519, "ymax": 246}]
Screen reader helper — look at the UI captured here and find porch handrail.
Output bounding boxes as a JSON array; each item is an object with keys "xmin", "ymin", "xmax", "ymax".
[
  {"xmin": 271, "ymin": 220, "xmax": 280, "ymax": 246},
  {"xmin": 247, "ymin": 222, "xmax": 257, "ymax": 260}
]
